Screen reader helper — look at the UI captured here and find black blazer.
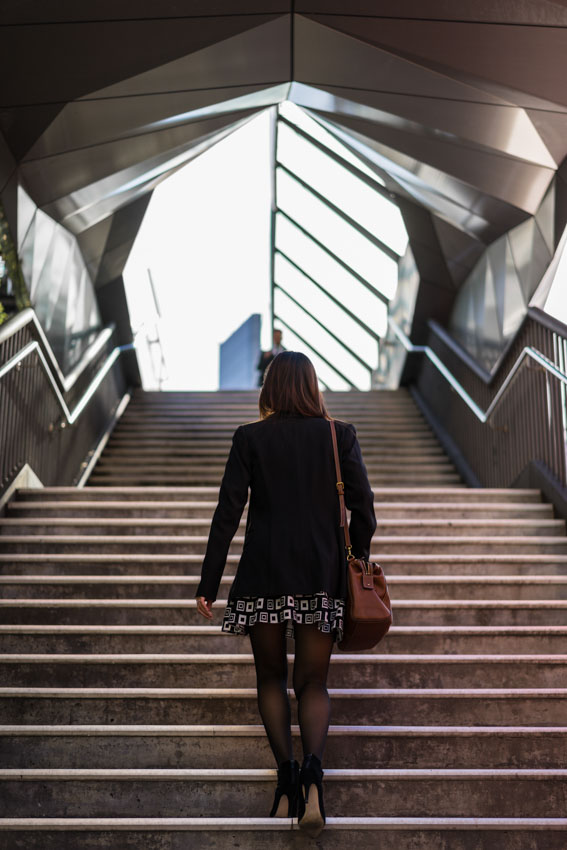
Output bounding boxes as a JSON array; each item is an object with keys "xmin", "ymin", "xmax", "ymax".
[{"xmin": 195, "ymin": 414, "xmax": 377, "ymax": 602}]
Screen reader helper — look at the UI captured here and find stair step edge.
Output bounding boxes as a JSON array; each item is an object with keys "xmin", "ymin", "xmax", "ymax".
[{"xmin": 0, "ymin": 816, "xmax": 566, "ymax": 830}]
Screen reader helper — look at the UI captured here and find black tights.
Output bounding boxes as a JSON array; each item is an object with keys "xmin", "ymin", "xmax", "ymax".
[{"xmin": 248, "ymin": 621, "xmax": 334, "ymax": 767}]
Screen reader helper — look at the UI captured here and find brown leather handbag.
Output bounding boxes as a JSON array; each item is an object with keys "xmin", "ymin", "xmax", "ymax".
[{"xmin": 330, "ymin": 419, "xmax": 393, "ymax": 652}]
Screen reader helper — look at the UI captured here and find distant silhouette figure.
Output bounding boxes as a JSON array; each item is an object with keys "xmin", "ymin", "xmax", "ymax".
[{"xmin": 257, "ymin": 328, "xmax": 284, "ymax": 386}]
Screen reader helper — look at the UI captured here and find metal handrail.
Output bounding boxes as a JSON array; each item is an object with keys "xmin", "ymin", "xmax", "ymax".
[
  {"xmin": 0, "ymin": 308, "xmax": 114, "ymax": 393},
  {"xmin": 389, "ymin": 317, "xmax": 567, "ymax": 424},
  {"xmin": 0, "ymin": 335, "xmax": 135, "ymax": 425}
]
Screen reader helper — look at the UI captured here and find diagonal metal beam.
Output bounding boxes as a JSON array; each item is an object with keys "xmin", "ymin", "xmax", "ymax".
[
  {"xmin": 269, "ymin": 105, "xmax": 278, "ymax": 340},
  {"xmin": 277, "ymin": 161, "xmax": 400, "ymax": 262},
  {"xmin": 276, "ymin": 208, "xmax": 390, "ymax": 306},
  {"xmin": 278, "ymin": 113, "xmax": 396, "ymax": 204},
  {"xmin": 274, "ymin": 313, "xmax": 358, "ymax": 389},
  {"xmin": 275, "ymin": 248, "xmax": 381, "ymax": 342},
  {"xmin": 274, "ymin": 282, "xmax": 373, "ymax": 373}
]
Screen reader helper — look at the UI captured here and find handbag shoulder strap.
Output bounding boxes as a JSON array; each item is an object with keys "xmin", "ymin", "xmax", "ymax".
[{"xmin": 329, "ymin": 419, "xmax": 354, "ymax": 560}]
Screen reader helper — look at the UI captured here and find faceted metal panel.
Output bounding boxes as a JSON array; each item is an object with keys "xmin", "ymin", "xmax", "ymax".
[
  {"xmin": 296, "ymin": 1, "xmax": 567, "ymax": 25},
  {"xmin": 524, "ymin": 109, "xmax": 567, "ymax": 168},
  {"xmin": 18, "ymin": 191, "xmax": 103, "ymax": 373},
  {"xmin": 292, "ymin": 82, "xmax": 555, "ymax": 168},
  {"xmin": 310, "ymin": 14, "xmax": 567, "ymax": 109},
  {"xmin": 2, "ymin": 16, "xmax": 284, "ymax": 107},
  {"xmin": 306, "ymin": 109, "xmax": 554, "ymax": 216},
  {"xmin": 82, "ymin": 17, "xmax": 290, "ymax": 102},
  {"xmin": 301, "ymin": 113, "xmax": 520, "ymax": 242},
  {"xmin": 25, "ymin": 85, "xmax": 288, "ymax": 162},
  {"xmin": 535, "ymin": 182, "xmax": 556, "ymax": 255},
  {"xmin": 1, "ymin": 1, "xmax": 291, "ymax": 24},
  {"xmin": 294, "ymin": 16, "xmax": 509, "ymax": 105},
  {"xmin": 3, "ymin": 0, "xmax": 567, "ymax": 380},
  {"xmin": 75, "ymin": 218, "xmax": 114, "ymax": 283},
  {"xmin": 448, "ymin": 211, "xmax": 553, "ymax": 372},
  {"xmin": 0, "ymin": 132, "xmax": 16, "ymax": 195},
  {"xmin": 21, "ymin": 112, "xmax": 261, "ymax": 208},
  {"xmin": 432, "ymin": 218, "xmax": 484, "ymax": 287}
]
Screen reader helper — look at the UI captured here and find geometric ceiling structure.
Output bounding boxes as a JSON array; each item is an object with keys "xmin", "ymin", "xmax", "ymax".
[{"xmin": 2, "ymin": 1, "xmax": 567, "ymax": 379}]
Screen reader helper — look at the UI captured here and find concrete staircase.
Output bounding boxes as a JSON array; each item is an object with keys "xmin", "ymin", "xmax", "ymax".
[{"xmin": 0, "ymin": 387, "xmax": 566, "ymax": 848}]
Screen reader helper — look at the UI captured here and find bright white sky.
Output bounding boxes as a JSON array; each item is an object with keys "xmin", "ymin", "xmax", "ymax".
[{"xmin": 124, "ymin": 110, "xmax": 273, "ymax": 390}]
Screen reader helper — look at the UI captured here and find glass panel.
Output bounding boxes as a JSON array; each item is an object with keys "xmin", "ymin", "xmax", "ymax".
[
  {"xmin": 273, "ymin": 321, "xmax": 352, "ymax": 391},
  {"xmin": 274, "ymin": 287, "xmax": 371, "ymax": 389},
  {"xmin": 18, "ymin": 199, "xmax": 102, "ymax": 374},
  {"xmin": 275, "ymin": 212, "xmax": 389, "ymax": 336},
  {"xmin": 276, "ymin": 168, "xmax": 398, "ymax": 300},
  {"xmin": 277, "ymin": 122, "xmax": 408, "ymax": 256},
  {"xmin": 274, "ymin": 253, "xmax": 378, "ymax": 369},
  {"xmin": 279, "ymin": 101, "xmax": 386, "ymax": 189},
  {"xmin": 543, "ymin": 226, "xmax": 567, "ymax": 325}
]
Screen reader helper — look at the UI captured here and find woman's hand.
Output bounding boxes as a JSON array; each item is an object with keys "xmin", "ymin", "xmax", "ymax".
[{"xmin": 196, "ymin": 596, "xmax": 214, "ymax": 620}]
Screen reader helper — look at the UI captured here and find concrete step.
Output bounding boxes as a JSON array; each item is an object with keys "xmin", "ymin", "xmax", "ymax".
[
  {"xmin": 117, "ymin": 409, "xmax": 430, "ymax": 424},
  {"xmin": 89, "ymin": 459, "xmax": 459, "ymax": 475},
  {"xmin": 2, "ymin": 724, "xmax": 565, "ymax": 769},
  {"xmin": 101, "ymin": 445, "xmax": 448, "ymax": 458},
  {"xmin": 2, "ymin": 687, "xmax": 566, "ymax": 726},
  {"xmin": 0, "ymin": 817, "xmax": 565, "ymax": 850},
  {"xmin": 2, "ymin": 573, "xmax": 565, "ymax": 600},
  {"xmin": 27, "ymin": 462, "xmax": 462, "ymax": 479},
  {"xmin": 110, "ymin": 427, "xmax": 435, "ymax": 441},
  {"xmin": 110, "ymin": 421, "xmax": 434, "ymax": 433},
  {"xmin": 2, "ymin": 534, "xmax": 564, "ymax": 555},
  {"xmin": 7, "ymin": 500, "xmax": 552, "ymax": 520},
  {"xmin": 2, "ymin": 598, "xmax": 567, "ymax": 626},
  {"xmin": 129, "ymin": 389, "xmax": 408, "ymax": 397},
  {"xmin": 119, "ymin": 404, "xmax": 417, "ymax": 412},
  {"xmin": 14, "ymin": 487, "xmax": 542, "ymax": 503},
  {"xmin": 99, "ymin": 453, "xmax": 452, "ymax": 469},
  {"xmin": 86, "ymin": 473, "xmax": 464, "ymax": 486},
  {"xmin": 2, "ymin": 553, "xmax": 566, "ymax": 576},
  {"xmin": 122, "ymin": 400, "xmax": 418, "ymax": 408},
  {"xmin": 1, "ymin": 816, "xmax": 566, "ymax": 850},
  {"xmin": 3, "ymin": 518, "xmax": 560, "ymax": 537},
  {"xmin": 1, "ymin": 654, "xmax": 565, "ymax": 689},
  {"xmin": 1, "ymin": 767, "xmax": 566, "ymax": 818},
  {"xmin": 3, "ymin": 369, "xmax": 563, "ymax": 850},
  {"xmin": 116, "ymin": 405, "xmax": 427, "ymax": 415},
  {"xmin": 1, "ymin": 624, "xmax": 564, "ymax": 655},
  {"xmin": 106, "ymin": 436, "xmax": 446, "ymax": 449}
]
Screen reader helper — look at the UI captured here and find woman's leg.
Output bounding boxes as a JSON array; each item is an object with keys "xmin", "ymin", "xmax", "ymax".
[
  {"xmin": 248, "ymin": 621, "xmax": 293, "ymax": 766},
  {"xmin": 292, "ymin": 623, "xmax": 334, "ymax": 761}
]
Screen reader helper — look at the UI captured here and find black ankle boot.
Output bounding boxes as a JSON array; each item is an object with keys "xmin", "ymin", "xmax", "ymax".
[
  {"xmin": 269, "ymin": 759, "xmax": 299, "ymax": 818},
  {"xmin": 298, "ymin": 753, "xmax": 325, "ymax": 837}
]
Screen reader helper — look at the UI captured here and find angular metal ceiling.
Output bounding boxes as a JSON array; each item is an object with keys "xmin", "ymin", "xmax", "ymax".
[{"xmin": 2, "ymin": 1, "xmax": 566, "ymax": 344}]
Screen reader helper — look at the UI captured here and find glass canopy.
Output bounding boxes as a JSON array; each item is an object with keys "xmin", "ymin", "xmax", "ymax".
[{"xmin": 272, "ymin": 102, "xmax": 408, "ymax": 390}]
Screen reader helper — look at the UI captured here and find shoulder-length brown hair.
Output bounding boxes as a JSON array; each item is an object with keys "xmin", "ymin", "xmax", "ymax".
[{"xmin": 259, "ymin": 351, "xmax": 330, "ymax": 419}]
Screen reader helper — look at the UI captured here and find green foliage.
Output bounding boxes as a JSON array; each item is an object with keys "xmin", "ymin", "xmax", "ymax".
[{"xmin": 0, "ymin": 198, "xmax": 31, "ymax": 319}]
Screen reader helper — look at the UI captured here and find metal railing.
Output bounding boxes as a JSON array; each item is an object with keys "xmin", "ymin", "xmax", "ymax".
[
  {"xmin": 0, "ymin": 309, "xmax": 133, "ymax": 495},
  {"xmin": 388, "ymin": 308, "xmax": 567, "ymax": 489}
]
